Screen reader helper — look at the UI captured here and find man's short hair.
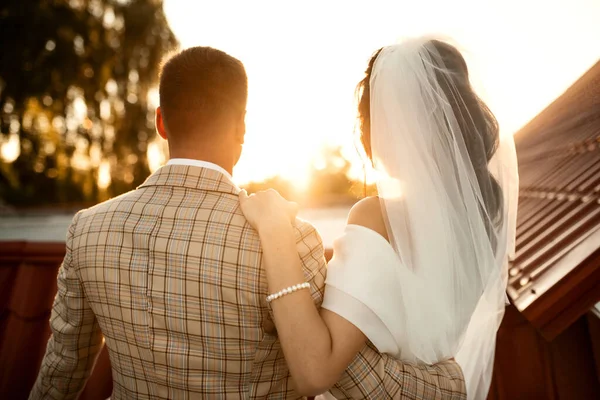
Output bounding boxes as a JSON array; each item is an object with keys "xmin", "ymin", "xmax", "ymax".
[{"xmin": 159, "ymin": 47, "xmax": 248, "ymax": 137}]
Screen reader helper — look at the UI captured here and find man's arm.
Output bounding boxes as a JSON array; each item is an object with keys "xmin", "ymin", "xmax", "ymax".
[
  {"xmin": 331, "ymin": 342, "xmax": 466, "ymax": 400},
  {"xmin": 29, "ymin": 213, "xmax": 104, "ymax": 400}
]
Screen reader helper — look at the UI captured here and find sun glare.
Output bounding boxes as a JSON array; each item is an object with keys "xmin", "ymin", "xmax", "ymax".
[
  {"xmin": 147, "ymin": 139, "xmax": 167, "ymax": 173},
  {"xmin": 161, "ymin": 0, "xmax": 600, "ymax": 187}
]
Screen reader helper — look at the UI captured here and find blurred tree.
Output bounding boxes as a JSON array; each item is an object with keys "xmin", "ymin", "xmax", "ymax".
[
  {"xmin": 306, "ymin": 146, "xmax": 353, "ymax": 203},
  {"xmin": 0, "ymin": 0, "xmax": 177, "ymax": 206},
  {"xmin": 240, "ymin": 146, "xmax": 379, "ymax": 207}
]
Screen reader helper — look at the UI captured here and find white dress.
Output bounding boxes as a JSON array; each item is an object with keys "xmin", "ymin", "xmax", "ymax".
[
  {"xmin": 322, "ymin": 224, "xmax": 407, "ymax": 359},
  {"xmin": 316, "ymin": 224, "xmax": 449, "ymax": 400}
]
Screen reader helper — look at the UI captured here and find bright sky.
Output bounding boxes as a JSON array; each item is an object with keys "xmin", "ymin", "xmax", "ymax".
[{"xmin": 163, "ymin": 0, "xmax": 600, "ymax": 185}]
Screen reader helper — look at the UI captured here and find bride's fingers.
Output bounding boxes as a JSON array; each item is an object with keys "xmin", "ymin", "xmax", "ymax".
[
  {"xmin": 238, "ymin": 189, "xmax": 250, "ymax": 207},
  {"xmin": 239, "ymin": 189, "xmax": 296, "ymax": 224}
]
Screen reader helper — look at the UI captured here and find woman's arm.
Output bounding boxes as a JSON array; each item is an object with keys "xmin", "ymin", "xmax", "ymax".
[
  {"xmin": 240, "ymin": 191, "xmax": 383, "ymax": 395},
  {"xmin": 257, "ymin": 219, "xmax": 367, "ymax": 395}
]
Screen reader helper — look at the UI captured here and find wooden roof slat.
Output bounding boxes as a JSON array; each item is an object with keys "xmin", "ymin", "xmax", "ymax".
[
  {"xmin": 513, "ymin": 201, "xmax": 592, "ymax": 263},
  {"xmin": 512, "ymin": 206, "xmax": 600, "ymax": 295},
  {"xmin": 516, "ymin": 201, "xmax": 577, "ymax": 248},
  {"xmin": 514, "ymin": 201, "xmax": 597, "ymax": 269}
]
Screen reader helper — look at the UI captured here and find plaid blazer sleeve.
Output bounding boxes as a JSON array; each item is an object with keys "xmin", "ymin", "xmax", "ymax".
[
  {"xmin": 295, "ymin": 220, "xmax": 327, "ymax": 307},
  {"xmin": 329, "ymin": 341, "xmax": 466, "ymax": 400},
  {"xmin": 29, "ymin": 212, "xmax": 104, "ymax": 400}
]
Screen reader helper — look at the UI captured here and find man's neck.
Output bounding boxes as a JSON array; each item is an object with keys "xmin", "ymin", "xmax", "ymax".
[{"xmin": 167, "ymin": 152, "xmax": 233, "ymax": 175}]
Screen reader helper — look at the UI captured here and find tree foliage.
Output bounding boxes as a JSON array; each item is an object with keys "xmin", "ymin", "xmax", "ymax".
[
  {"xmin": 243, "ymin": 146, "xmax": 376, "ymax": 207},
  {"xmin": 0, "ymin": 0, "xmax": 177, "ymax": 206}
]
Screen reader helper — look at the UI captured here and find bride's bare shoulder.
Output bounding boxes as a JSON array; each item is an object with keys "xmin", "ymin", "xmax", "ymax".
[{"xmin": 347, "ymin": 196, "xmax": 390, "ymax": 242}]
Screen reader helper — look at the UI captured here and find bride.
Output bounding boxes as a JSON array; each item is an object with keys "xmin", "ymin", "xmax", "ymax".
[{"xmin": 239, "ymin": 37, "xmax": 518, "ymax": 399}]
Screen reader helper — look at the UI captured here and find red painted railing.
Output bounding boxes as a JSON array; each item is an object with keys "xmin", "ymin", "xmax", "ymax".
[{"xmin": 0, "ymin": 242, "xmax": 112, "ymax": 399}]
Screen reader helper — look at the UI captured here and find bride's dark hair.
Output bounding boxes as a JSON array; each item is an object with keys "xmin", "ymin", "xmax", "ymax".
[{"xmin": 356, "ymin": 40, "xmax": 503, "ymax": 225}]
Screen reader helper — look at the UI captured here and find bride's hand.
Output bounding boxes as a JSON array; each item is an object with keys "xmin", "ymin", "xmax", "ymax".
[{"xmin": 239, "ymin": 189, "xmax": 298, "ymax": 234}]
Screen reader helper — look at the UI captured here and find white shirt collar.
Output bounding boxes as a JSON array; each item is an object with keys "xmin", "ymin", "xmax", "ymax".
[{"xmin": 166, "ymin": 158, "xmax": 237, "ymax": 188}]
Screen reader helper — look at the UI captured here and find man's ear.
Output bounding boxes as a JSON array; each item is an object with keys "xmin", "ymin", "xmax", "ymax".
[
  {"xmin": 234, "ymin": 110, "xmax": 246, "ymax": 144},
  {"xmin": 155, "ymin": 107, "xmax": 168, "ymax": 140}
]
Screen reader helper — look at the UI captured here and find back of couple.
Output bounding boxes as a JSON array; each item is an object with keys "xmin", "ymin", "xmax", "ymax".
[{"xmin": 30, "ymin": 37, "xmax": 518, "ymax": 400}]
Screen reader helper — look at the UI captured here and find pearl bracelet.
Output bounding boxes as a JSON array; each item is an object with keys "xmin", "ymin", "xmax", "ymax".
[{"xmin": 266, "ymin": 282, "xmax": 310, "ymax": 303}]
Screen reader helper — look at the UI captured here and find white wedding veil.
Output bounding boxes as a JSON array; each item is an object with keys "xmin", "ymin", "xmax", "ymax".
[{"xmin": 367, "ymin": 38, "xmax": 518, "ymax": 399}]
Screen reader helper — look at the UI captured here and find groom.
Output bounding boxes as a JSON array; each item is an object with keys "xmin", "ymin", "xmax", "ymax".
[{"xmin": 30, "ymin": 47, "xmax": 466, "ymax": 399}]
